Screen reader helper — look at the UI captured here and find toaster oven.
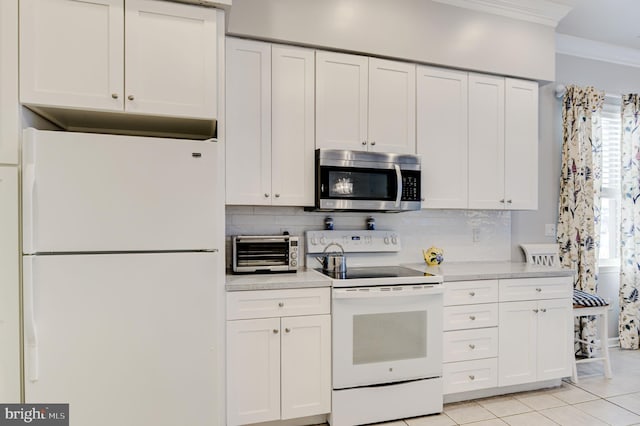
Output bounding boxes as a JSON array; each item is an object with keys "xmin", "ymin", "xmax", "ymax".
[{"xmin": 232, "ymin": 235, "xmax": 299, "ymax": 273}]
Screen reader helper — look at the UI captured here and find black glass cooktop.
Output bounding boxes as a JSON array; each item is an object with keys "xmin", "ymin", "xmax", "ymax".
[{"xmin": 316, "ymin": 266, "xmax": 432, "ymax": 280}]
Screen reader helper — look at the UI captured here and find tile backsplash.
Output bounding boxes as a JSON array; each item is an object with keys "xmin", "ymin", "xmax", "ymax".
[{"xmin": 226, "ymin": 206, "xmax": 511, "ymax": 268}]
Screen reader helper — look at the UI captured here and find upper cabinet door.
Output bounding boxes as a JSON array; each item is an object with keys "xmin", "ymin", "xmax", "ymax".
[
  {"xmin": 225, "ymin": 38, "xmax": 272, "ymax": 205},
  {"xmin": 271, "ymin": 45, "xmax": 315, "ymax": 207},
  {"xmin": 368, "ymin": 58, "xmax": 416, "ymax": 154},
  {"xmin": 417, "ymin": 66, "xmax": 468, "ymax": 208},
  {"xmin": 19, "ymin": 0, "xmax": 124, "ymax": 111},
  {"xmin": 124, "ymin": 0, "xmax": 217, "ymax": 119},
  {"xmin": 468, "ymin": 73, "xmax": 505, "ymax": 210},
  {"xmin": 316, "ymin": 51, "xmax": 368, "ymax": 151},
  {"xmin": 505, "ymin": 78, "xmax": 538, "ymax": 210}
]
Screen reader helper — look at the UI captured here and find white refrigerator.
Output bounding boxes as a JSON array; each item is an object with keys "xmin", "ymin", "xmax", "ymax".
[{"xmin": 22, "ymin": 128, "xmax": 222, "ymax": 426}]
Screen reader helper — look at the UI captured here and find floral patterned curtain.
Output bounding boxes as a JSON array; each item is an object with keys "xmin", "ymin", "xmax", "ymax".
[
  {"xmin": 557, "ymin": 85, "xmax": 604, "ymax": 356},
  {"xmin": 620, "ymin": 94, "xmax": 640, "ymax": 350}
]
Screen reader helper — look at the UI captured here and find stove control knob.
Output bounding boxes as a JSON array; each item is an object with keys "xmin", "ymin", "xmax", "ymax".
[
  {"xmin": 291, "ymin": 252, "xmax": 298, "ymax": 259},
  {"xmin": 384, "ymin": 236, "xmax": 390, "ymax": 244},
  {"xmin": 320, "ymin": 237, "xmax": 327, "ymax": 245},
  {"xmin": 391, "ymin": 235, "xmax": 398, "ymax": 245},
  {"xmin": 291, "ymin": 260, "xmax": 297, "ymax": 267},
  {"xmin": 310, "ymin": 237, "xmax": 318, "ymax": 245}
]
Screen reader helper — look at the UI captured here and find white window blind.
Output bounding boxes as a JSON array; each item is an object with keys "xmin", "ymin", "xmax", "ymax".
[{"xmin": 600, "ymin": 102, "xmax": 621, "ymax": 193}]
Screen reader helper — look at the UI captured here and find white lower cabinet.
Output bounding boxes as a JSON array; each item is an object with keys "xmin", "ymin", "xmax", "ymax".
[
  {"xmin": 226, "ymin": 288, "xmax": 331, "ymax": 426},
  {"xmin": 442, "ymin": 280, "xmax": 499, "ymax": 395}
]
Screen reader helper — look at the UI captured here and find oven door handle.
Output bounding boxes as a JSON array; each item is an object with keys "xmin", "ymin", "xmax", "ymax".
[
  {"xmin": 394, "ymin": 164, "xmax": 402, "ymax": 208},
  {"xmin": 333, "ymin": 286, "xmax": 443, "ymax": 299}
]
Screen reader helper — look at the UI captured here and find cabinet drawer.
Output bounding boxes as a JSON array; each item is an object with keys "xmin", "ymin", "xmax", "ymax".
[
  {"xmin": 444, "ymin": 280, "xmax": 498, "ymax": 306},
  {"xmin": 499, "ymin": 277, "xmax": 572, "ymax": 302},
  {"xmin": 443, "ymin": 303, "xmax": 498, "ymax": 331},
  {"xmin": 443, "ymin": 328, "xmax": 498, "ymax": 363},
  {"xmin": 227, "ymin": 288, "xmax": 330, "ymax": 320},
  {"xmin": 443, "ymin": 358, "xmax": 498, "ymax": 395}
]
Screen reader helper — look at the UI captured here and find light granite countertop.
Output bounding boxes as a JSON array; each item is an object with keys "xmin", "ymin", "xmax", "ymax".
[
  {"xmin": 403, "ymin": 261, "xmax": 574, "ymax": 282},
  {"xmin": 226, "ymin": 268, "xmax": 331, "ymax": 291}
]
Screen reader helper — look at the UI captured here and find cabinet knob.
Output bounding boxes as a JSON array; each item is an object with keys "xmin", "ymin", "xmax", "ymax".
[
  {"xmin": 285, "ymin": 328, "xmax": 291, "ymax": 333},
  {"xmin": 533, "ymin": 309, "xmax": 539, "ymax": 313},
  {"xmin": 273, "ymin": 329, "xmax": 279, "ymax": 334},
  {"xmin": 421, "ymin": 198, "xmax": 425, "ymax": 202},
  {"xmin": 362, "ymin": 141, "xmax": 367, "ymax": 146},
  {"xmin": 469, "ymin": 375, "xmax": 475, "ymax": 381},
  {"xmin": 278, "ymin": 302, "xmax": 284, "ymax": 307},
  {"xmin": 507, "ymin": 199, "xmax": 513, "ymax": 204},
  {"xmin": 275, "ymin": 194, "xmax": 280, "ymax": 198},
  {"xmin": 127, "ymin": 95, "xmax": 135, "ymax": 101},
  {"xmin": 371, "ymin": 141, "xmax": 376, "ymax": 146},
  {"xmin": 499, "ymin": 199, "xmax": 505, "ymax": 203},
  {"xmin": 469, "ymin": 291, "xmax": 476, "ymax": 297},
  {"xmin": 264, "ymin": 193, "xmax": 270, "ymax": 198},
  {"xmin": 540, "ymin": 308, "xmax": 547, "ymax": 313},
  {"xmin": 111, "ymin": 93, "xmax": 119, "ymax": 99},
  {"xmin": 536, "ymin": 288, "xmax": 542, "ymax": 292},
  {"xmin": 469, "ymin": 344, "xmax": 476, "ymax": 350},
  {"xmin": 469, "ymin": 315, "xmax": 476, "ymax": 321}
]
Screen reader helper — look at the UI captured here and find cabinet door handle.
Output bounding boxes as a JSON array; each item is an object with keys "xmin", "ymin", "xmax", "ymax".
[
  {"xmin": 469, "ymin": 291, "xmax": 476, "ymax": 297},
  {"xmin": 264, "ymin": 193, "xmax": 270, "ymax": 198},
  {"xmin": 275, "ymin": 194, "xmax": 280, "ymax": 198},
  {"xmin": 500, "ymin": 199, "xmax": 505, "ymax": 203},
  {"xmin": 111, "ymin": 93, "xmax": 119, "ymax": 99},
  {"xmin": 469, "ymin": 315, "xmax": 476, "ymax": 321},
  {"xmin": 469, "ymin": 375, "xmax": 475, "ymax": 381},
  {"xmin": 371, "ymin": 141, "xmax": 376, "ymax": 146},
  {"xmin": 127, "ymin": 95, "xmax": 135, "ymax": 101},
  {"xmin": 507, "ymin": 199, "xmax": 513, "ymax": 204},
  {"xmin": 362, "ymin": 141, "xmax": 367, "ymax": 146},
  {"xmin": 285, "ymin": 328, "xmax": 291, "ymax": 333},
  {"xmin": 278, "ymin": 302, "xmax": 284, "ymax": 307},
  {"xmin": 536, "ymin": 288, "xmax": 542, "ymax": 292},
  {"xmin": 540, "ymin": 308, "xmax": 547, "ymax": 313},
  {"xmin": 469, "ymin": 344, "xmax": 476, "ymax": 349},
  {"xmin": 533, "ymin": 309, "xmax": 539, "ymax": 313},
  {"xmin": 273, "ymin": 329, "xmax": 279, "ymax": 334}
]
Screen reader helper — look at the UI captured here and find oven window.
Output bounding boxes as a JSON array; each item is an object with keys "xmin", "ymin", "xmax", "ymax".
[
  {"xmin": 321, "ymin": 168, "xmax": 395, "ymax": 200},
  {"xmin": 352, "ymin": 311, "xmax": 427, "ymax": 364}
]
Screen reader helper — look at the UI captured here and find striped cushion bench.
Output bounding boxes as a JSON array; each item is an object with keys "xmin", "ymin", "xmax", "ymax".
[{"xmin": 573, "ymin": 289, "xmax": 608, "ymax": 307}]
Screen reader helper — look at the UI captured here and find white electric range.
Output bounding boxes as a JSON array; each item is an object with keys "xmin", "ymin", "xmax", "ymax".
[{"xmin": 306, "ymin": 230, "xmax": 444, "ymax": 426}]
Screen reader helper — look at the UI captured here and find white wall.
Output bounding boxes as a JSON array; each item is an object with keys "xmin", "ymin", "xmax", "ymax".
[
  {"xmin": 227, "ymin": 0, "xmax": 555, "ymax": 81},
  {"xmin": 226, "ymin": 206, "xmax": 511, "ymax": 268}
]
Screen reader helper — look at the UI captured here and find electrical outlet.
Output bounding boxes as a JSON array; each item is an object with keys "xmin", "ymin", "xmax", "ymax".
[{"xmin": 544, "ymin": 224, "xmax": 556, "ymax": 237}]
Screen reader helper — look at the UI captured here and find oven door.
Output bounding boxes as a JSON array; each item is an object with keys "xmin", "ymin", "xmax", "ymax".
[{"xmin": 332, "ymin": 285, "xmax": 443, "ymax": 389}]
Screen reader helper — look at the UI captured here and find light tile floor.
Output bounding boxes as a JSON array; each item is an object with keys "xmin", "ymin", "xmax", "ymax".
[{"xmin": 370, "ymin": 348, "xmax": 640, "ymax": 426}]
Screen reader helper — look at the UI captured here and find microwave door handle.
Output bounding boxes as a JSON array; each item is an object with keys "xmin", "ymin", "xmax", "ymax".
[{"xmin": 394, "ymin": 164, "xmax": 402, "ymax": 208}]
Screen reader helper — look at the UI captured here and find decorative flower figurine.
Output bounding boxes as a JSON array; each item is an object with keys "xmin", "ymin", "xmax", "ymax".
[{"xmin": 423, "ymin": 246, "xmax": 444, "ymax": 266}]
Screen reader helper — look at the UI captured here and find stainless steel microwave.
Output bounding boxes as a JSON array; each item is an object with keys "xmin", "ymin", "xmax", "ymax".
[{"xmin": 315, "ymin": 149, "xmax": 421, "ymax": 212}]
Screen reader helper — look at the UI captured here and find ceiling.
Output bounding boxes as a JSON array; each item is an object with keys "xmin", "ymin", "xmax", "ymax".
[{"xmin": 556, "ymin": 0, "xmax": 640, "ymax": 50}]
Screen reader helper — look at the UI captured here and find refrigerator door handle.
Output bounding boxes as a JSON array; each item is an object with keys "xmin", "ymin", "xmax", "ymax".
[
  {"xmin": 23, "ymin": 259, "xmax": 39, "ymax": 382},
  {"xmin": 23, "ymin": 163, "xmax": 36, "ymax": 254}
]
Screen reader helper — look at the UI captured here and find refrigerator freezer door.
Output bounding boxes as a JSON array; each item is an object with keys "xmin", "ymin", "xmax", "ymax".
[
  {"xmin": 23, "ymin": 128, "xmax": 219, "ymax": 253},
  {"xmin": 23, "ymin": 252, "xmax": 218, "ymax": 426}
]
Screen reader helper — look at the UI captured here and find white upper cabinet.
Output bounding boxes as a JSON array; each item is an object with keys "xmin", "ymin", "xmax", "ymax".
[
  {"xmin": 20, "ymin": 0, "xmax": 218, "ymax": 120},
  {"xmin": 124, "ymin": 0, "xmax": 217, "ymax": 118},
  {"xmin": 20, "ymin": 0, "xmax": 124, "ymax": 112},
  {"xmin": 417, "ymin": 66, "xmax": 468, "ymax": 209},
  {"xmin": 225, "ymin": 38, "xmax": 315, "ymax": 206},
  {"xmin": 505, "ymin": 78, "xmax": 538, "ymax": 210},
  {"xmin": 271, "ymin": 44, "xmax": 315, "ymax": 206},
  {"xmin": 0, "ymin": 0, "xmax": 19, "ymax": 165},
  {"xmin": 316, "ymin": 51, "xmax": 416, "ymax": 154},
  {"xmin": 468, "ymin": 73, "xmax": 506, "ymax": 210},
  {"xmin": 225, "ymin": 38, "xmax": 272, "ymax": 205}
]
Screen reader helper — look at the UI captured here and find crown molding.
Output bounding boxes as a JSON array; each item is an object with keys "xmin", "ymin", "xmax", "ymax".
[
  {"xmin": 556, "ymin": 33, "xmax": 640, "ymax": 69},
  {"xmin": 432, "ymin": 0, "xmax": 574, "ymax": 27}
]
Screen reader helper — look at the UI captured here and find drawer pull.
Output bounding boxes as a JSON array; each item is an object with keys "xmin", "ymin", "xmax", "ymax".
[
  {"xmin": 469, "ymin": 315, "xmax": 476, "ymax": 321},
  {"xmin": 533, "ymin": 309, "xmax": 539, "ymax": 313},
  {"xmin": 540, "ymin": 308, "xmax": 547, "ymax": 313},
  {"xmin": 469, "ymin": 291, "xmax": 476, "ymax": 297},
  {"xmin": 285, "ymin": 328, "xmax": 291, "ymax": 333},
  {"xmin": 469, "ymin": 375, "xmax": 475, "ymax": 380},
  {"xmin": 278, "ymin": 302, "xmax": 284, "ymax": 307},
  {"xmin": 536, "ymin": 288, "xmax": 542, "ymax": 292},
  {"xmin": 469, "ymin": 344, "xmax": 476, "ymax": 349},
  {"xmin": 273, "ymin": 329, "xmax": 279, "ymax": 334}
]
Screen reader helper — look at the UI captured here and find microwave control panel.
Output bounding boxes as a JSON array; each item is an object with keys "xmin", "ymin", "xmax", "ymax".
[{"xmin": 401, "ymin": 170, "xmax": 421, "ymax": 202}]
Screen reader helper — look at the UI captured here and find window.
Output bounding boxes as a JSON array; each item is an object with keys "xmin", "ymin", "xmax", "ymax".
[{"xmin": 598, "ymin": 99, "xmax": 621, "ymax": 265}]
